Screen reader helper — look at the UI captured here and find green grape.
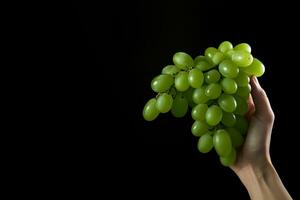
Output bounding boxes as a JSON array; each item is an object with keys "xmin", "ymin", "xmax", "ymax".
[
  {"xmin": 193, "ymin": 86, "xmax": 210, "ymax": 104},
  {"xmin": 234, "ymin": 43, "xmax": 251, "ymax": 53},
  {"xmin": 205, "ymin": 83, "xmax": 222, "ymax": 99},
  {"xmin": 242, "ymin": 58, "xmax": 265, "ymax": 77},
  {"xmin": 194, "ymin": 55, "xmax": 206, "ymax": 64},
  {"xmin": 205, "ymin": 47, "xmax": 219, "ymax": 60},
  {"xmin": 192, "ymin": 104, "xmax": 208, "ymax": 121},
  {"xmin": 221, "ymin": 112, "xmax": 236, "ymax": 127},
  {"xmin": 225, "ymin": 49, "xmax": 235, "ymax": 58},
  {"xmin": 191, "ymin": 120, "xmax": 209, "ymax": 137},
  {"xmin": 162, "ymin": 65, "xmax": 180, "ymax": 76},
  {"xmin": 143, "ymin": 98, "xmax": 160, "ymax": 121},
  {"xmin": 218, "ymin": 41, "xmax": 233, "ymax": 53},
  {"xmin": 156, "ymin": 93, "xmax": 173, "ymax": 113},
  {"xmin": 184, "ymin": 88, "xmax": 196, "ymax": 108},
  {"xmin": 227, "ymin": 127, "xmax": 244, "ymax": 148},
  {"xmin": 213, "ymin": 129, "xmax": 232, "ymax": 157},
  {"xmin": 212, "ymin": 52, "xmax": 225, "ymax": 65},
  {"xmin": 221, "ymin": 78, "xmax": 238, "ymax": 94},
  {"xmin": 219, "ymin": 59, "xmax": 239, "ymax": 78},
  {"xmin": 218, "ymin": 94, "xmax": 237, "ymax": 112},
  {"xmin": 234, "ymin": 96, "xmax": 248, "ymax": 115},
  {"xmin": 188, "ymin": 68, "xmax": 204, "ymax": 88},
  {"xmin": 206, "ymin": 105, "xmax": 223, "ymax": 126},
  {"xmin": 235, "ymin": 116, "xmax": 249, "ymax": 135},
  {"xmin": 234, "ymin": 71, "xmax": 250, "ymax": 87},
  {"xmin": 197, "ymin": 134, "xmax": 213, "ymax": 153},
  {"xmin": 171, "ymin": 93, "xmax": 188, "ymax": 118},
  {"xmin": 232, "ymin": 50, "xmax": 253, "ymax": 67},
  {"xmin": 151, "ymin": 74, "xmax": 174, "ymax": 93},
  {"xmin": 236, "ymin": 84, "xmax": 251, "ymax": 99},
  {"xmin": 220, "ymin": 148, "xmax": 236, "ymax": 167},
  {"xmin": 175, "ymin": 71, "xmax": 189, "ymax": 92},
  {"xmin": 173, "ymin": 52, "xmax": 194, "ymax": 69},
  {"xmin": 205, "ymin": 69, "xmax": 221, "ymax": 84},
  {"xmin": 194, "ymin": 56, "xmax": 214, "ymax": 71}
]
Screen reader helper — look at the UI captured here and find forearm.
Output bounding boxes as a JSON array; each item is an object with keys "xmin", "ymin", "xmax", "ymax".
[{"xmin": 236, "ymin": 161, "xmax": 292, "ymax": 200}]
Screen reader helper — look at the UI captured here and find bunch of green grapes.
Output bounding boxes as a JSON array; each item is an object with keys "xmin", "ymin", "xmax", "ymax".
[{"xmin": 143, "ymin": 41, "xmax": 265, "ymax": 167}]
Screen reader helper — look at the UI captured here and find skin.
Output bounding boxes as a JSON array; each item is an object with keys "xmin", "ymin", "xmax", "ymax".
[{"xmin": 231, "ymin": 77, "xmax": 292, "ymax": 200}]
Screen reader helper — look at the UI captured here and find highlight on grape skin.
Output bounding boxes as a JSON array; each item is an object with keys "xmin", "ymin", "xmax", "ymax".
[{"xmin": 142, "ymin": 41, "xmax": 265, "ymax": 167}]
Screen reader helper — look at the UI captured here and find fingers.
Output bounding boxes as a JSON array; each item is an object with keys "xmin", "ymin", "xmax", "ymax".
[
  {"xmin": 250, "ymin": 76, "xmax": 274, "ymax": 122},
  {"xmin": 245, "ymin": 94, "xmax": 255, "ymax": 121}
]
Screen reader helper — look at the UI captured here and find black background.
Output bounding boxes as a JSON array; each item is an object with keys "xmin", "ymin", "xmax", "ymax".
[{"xmin": 55, "ymin": 0, "xmax": 299, "ymax": 198}]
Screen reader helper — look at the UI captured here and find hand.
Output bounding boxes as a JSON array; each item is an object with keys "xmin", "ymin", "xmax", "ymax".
[
  {"xmin": 231, "ymin": 76, "xmax": 274, "ymax": 174},
  {"xmin": 230, "ymin": 76, "xmax": 292, "ymax": 200}
]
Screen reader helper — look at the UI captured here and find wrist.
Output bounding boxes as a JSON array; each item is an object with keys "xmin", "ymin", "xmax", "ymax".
[
  {"xmin": 235, "ymin": 160, "xmax": 292, "ymax": 200},
  {"xmin": 237, "ymin": 159, "xmax": 273, "ymax": 182},
  {"xmin": 235, "ymin": 159, "xmax": 274, "ymax": 199}
]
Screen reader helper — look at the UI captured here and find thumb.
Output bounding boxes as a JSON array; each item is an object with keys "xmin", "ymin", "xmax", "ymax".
[{"xmin": 250, "ymin": 76, "xmax": 274, "ymax": 122}]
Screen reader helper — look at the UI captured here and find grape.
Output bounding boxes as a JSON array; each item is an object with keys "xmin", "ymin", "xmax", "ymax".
[
  {"xmin": 234, "ymin": 71, "xmax": 250, "ymax": 87},
  {"xmin": 242, "ymin": 58, "xmax": 265, "ymax": 77},
  {"xmin": 171, "ymin": 93, "xmax": 189, "ymax": 118},
  {"xmin": 235, "ymin": 116, "xmax": 249, "ymax": 135},
  {"xmin": 156, "ymin": 93, "xmax": 173, "ymax": 113},
  {"xmin": 206, "ymin": 105, "xmax": 223, "ymax": 126},
  {"xmin": 227, "ymin": 127, "xmax": 244, "ymax": 148},
  {"xmin": 143, "ymin": 98, "xmax": 160, "ymax": 121},
  {"xmin": 184, "ymin": 88, "xmax": 196, "ymax": 108},
  {"xmin": 192, "ymin": 104, "xmax": 208, "ymax": 121},
  {"xmin": 213, "ymin": 129, "xmax": 232, "ymax": 157},
  {"xmin": 194, "ymin": 56, "xmax": 214, "ymax": 71},
  {"xmin": 220, "ymin": 148, "xmax": 236, "ymax": 166},
  {"xmin": 236, "ymin": 84, "xmax": 251, "ymax": 99},
  {"xmin": 162, "ymin": 65, "xmax": 180, "ymax": 76},
  {"xmin": 173, "ymin": 52, "xmax": 194, "ymax": 69},
  {"xmin": 194, "ymin": 55, "xmax": 206, "ymax": 64},
  {"xmin": 225, "ymin": 49, "xmax": 235, "ymax": 58},
  {"xmin": 218, "ymin": 41, "xmax": 233, "ymax": 53},
  {"xmin": 151, "ymin": 74, "xmax": 174, "ymax": 93},
  {"xmin": 205, "ymin": 69, "xmax": 221, "ymax": 84},
  {"xmin": 191, "ymin": 120, "xmax": 209, "ymax": 137},
  {"xmin": 198, "ymin": 134, "xmax": 213, "ymax": 153},
  {"xmin": 234, "ymin": 96, "xmax": 248, "ymax": 115},
  {"xmin": 212, "ymin": 52, "xmax": 225, "ymax": 65},
  {"xmin": 234, "ymin": 43, "xmax": 251, "ymax": 53},
  {"xmin": 219, "ymin": 59, "xmax": 239, "ymax": 78},
  {"xmin": 205, "ymin": 47, "xmax": 218, "ymax": 60},
  {"xmin": 193, "ymin": 86, "xmax": 210, "ymax": 104},
  {"xmin": 175, "ymin": 71, "xmax": 189, "ymax": 92},
  {"xmin": 221, "ymin": 78, "xmax": 238, "ymax": 94},
  {"xmin": 205, "ymin": 83, "xmax": 222, "ymax": 99},
  {"xmin": 221, "ymin": 112, "xmax": 236, "ymax": 127},
  {"xmin": 188, "ymin": 68, "xmax": 204, "ymax": 88},
  {"xmin": 218, "ymin": 94, "xmax": 237, "ymax": 112},
  {"xmin": 232, "ymin": 50, "xmax": 253, "ymax": 67}
]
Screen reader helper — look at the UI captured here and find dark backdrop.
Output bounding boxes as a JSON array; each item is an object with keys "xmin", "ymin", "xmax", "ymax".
[{"xmin": 56, "ymin": 0, "xmax": 299, "ymax": 198}]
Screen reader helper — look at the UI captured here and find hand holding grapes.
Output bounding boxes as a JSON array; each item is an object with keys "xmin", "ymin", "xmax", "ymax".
[
  {"xmin": 143, "ymin": 41, "xmax": 266, "ymax": 166},
  {"xmin": 231, "ymin": 77, "xmax": 292, "ymax": 200},
  {"xmin": 231, "ymin": 76, "xmax": 274, "ymax": 173},
  {"xmin": 143, "ymin": 41, "xmax": 292, "ymax": 199}
]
